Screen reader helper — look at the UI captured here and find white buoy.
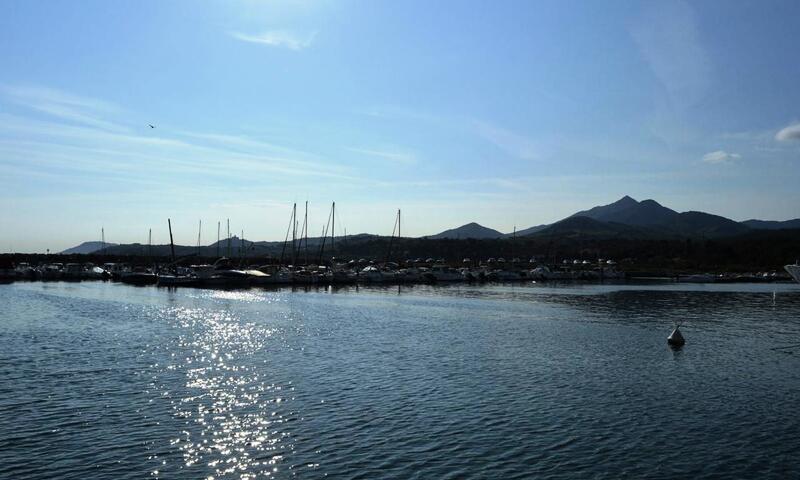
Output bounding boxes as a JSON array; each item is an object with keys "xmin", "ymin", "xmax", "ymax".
[{"xmin": 667, "ymin": 327, "xmax": 685, "ymax": 347}]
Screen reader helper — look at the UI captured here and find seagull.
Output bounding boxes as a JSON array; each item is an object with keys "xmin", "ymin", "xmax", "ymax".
[{"xmin": 148, "ymin": 124, "xmax": 155, "ymax": 129}]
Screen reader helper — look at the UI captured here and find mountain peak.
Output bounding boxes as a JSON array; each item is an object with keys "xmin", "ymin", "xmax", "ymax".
[
  {"xmin": 430, "ymin": 222, "xmax": 502, "ymax": 239},
  {"xmin": 616, "ymin": 195, "xmax": 638, "ymax": 205},
  {"xmin": 640, "ymin": 199, "xmax": 664, "ymax": 207}
]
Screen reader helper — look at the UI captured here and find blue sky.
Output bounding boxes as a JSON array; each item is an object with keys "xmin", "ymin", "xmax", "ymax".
[{"xmin": 1, "ymin": 0, "xmax": 799, "ymax": 252}]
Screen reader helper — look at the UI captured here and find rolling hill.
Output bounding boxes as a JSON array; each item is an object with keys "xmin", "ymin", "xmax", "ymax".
[{"xmin": 429, "ymin": 222, "xmax": 503, "ymax": 239}]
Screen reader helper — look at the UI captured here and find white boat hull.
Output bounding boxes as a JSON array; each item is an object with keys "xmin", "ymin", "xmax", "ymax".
[{"xmin": 786, "ymin": 264, "xmax": 800, "ymax": 284}]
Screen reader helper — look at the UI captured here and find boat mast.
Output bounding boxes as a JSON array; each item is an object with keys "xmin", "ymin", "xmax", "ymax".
[
  {"xmin": 511, "ymin": 225, "xmax": 516, "ymax": 262},
  {"xmin": 398, "ymin": 209, "xmax": 401, "ymax": 264},
  {"xmin": 197, "ymin": 220, "xmax": 202, "ymax": 257},
  {"xmin": 303, "ymin": 201, "xmax": 309, "ymax": 265},
  {"xmin": 318, "ymin": 202, "xmax": 333, "ymax": 264},
  {"xmin": 168, "ymin": 218, "xmax": 176, "ymax": 263},
  {"xmin": 280, "ymin": 204, "xmax": 295, "ymax": 267},
  {"xmin": 148, "ymin": 228, "xmax": 152, "ymax": 259},
  {"xmin": 291, "ymin": 203, "xmax": 297, "ymax": 265},
  {"xmin": 217, "ymin": 221, "xmax": 220, "ymax": 258},
  {"xmin": 331, "ymin": 201, "xmax": 335, "ymax": 254},
  {"xmin": 227, "ymin": 219, "xmax": 231, "ymax": 257},
  {"xmin": 101, "ymin": 227, "xmax": 105, "ymax": 255},
  {"xmin": 386, "ymin": 209, "xmax": 400, "ymax": 263}
]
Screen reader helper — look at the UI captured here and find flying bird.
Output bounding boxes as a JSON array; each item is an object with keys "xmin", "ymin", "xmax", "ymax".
[{"xmin": 148, "ymin": 124, "xmax": 155, "ymax": 129}]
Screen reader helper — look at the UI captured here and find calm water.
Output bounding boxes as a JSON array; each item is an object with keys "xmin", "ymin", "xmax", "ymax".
[{"xmin": 1, "ymin": 281, "xmax": 799, "ymax": 479}]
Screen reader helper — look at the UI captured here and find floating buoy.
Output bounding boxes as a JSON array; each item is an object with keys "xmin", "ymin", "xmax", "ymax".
[{"xmin": 667, "ymin": 327, "xmax": 685, "ymax": 347}]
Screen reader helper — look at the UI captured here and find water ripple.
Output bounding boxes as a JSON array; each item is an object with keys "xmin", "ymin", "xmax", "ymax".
[{"xmin": 1, "ymin": 282, "xmax": 800, "ymax": 478}]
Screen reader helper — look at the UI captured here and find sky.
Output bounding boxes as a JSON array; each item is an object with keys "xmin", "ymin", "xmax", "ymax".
[{"xmin": 1, "ymin": 0, "xmax": 800, "ymax": 252}]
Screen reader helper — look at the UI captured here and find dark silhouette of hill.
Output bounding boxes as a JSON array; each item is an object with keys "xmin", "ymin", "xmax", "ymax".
[
  {"xmin": 533, "ymin": 216, "xmax": 662, "ymax": 239},
  {"xmin": 61, "ymin": 241, "xmax": 118, "ymax": 254},
  {"xmin": 742, "ymin": 218, "xmax": 800, "ymax": 230},
  {"xmin": 429, "ymin": 222, "xmax": 503, "ymax": 239},
  {"xmin": 514, "ymin": 195, "xmax": 751, "ymax": 238}
]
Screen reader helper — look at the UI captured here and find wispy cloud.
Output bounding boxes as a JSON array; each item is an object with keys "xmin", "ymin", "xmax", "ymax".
[
  {"xmin": 0, "ymin": 84, "xmax": 128, "ymax": 133},
  {"xmin": 473, "ymin": 121, "xmax": 537, "ymax": 160},
  {"xmin": 630, "ymin": 1, "xmax": 711, "ymax": 109},
  {"xmin": 229, "ymin": 30, "xmax": 316, "ymax": 50},
  {"xmin": 775, "ymin": 122, "xmax": 800, "ymax": 142},
  {"xmin": 346, "ymin": 147, "xmax": 417, "ymax": 165},
  {"xmin": 702, "ymin": 150, "xmax": 740, "ymax": 164}
]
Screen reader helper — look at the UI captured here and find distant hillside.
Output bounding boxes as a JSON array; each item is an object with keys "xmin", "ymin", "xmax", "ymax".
[
  {"xmin": 61, "ymin": 241, "xmax": 118, "ymax": 254},
  {"xmin": 554, "ymin": 195, "xmax": 748, "ymax": 238},
  {"xmin": 742, "ymin": 218, "xmax": 800, "ymax": 230},
  {"xmin": 671, "ymin": 211, "xmax": 750, "ymax": 237},
  {"xmin": 95, "ymin": 233, "xmax": 385, "ymax": 259},
  {"xmin": 533, "ymin": 216, "xmax": 660, "ymax": 239},
  {"xmin": 429, "ymin": 222, "xmax": 503, "ymax": 239},
  {"xmin": 502, "ymin": 224, "xmax": 549, "ymax": 238}
]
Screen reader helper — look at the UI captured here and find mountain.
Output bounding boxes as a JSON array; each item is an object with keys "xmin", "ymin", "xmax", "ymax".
[
  {"xmin": 515, "ymin": 195, "xmax": 750, "ymax": 238},
  {"xmin": 429, "ymin": 222, "xmax": 503, "ymax": 239},
  {"xmin": 570, "ymin": 196, "xmax": 680, "ymax": 226},
  {"xmin": 533, "ymin": 216, "xmax": 659, "ymax": 239},
  {"xmin": 741, "ymin": 219, "xmax": 800, "ymax": 230},
  {"xmin": 501, "ymin": 224, "xmax": 549, "ymax": 238},
  {"xmin": 671, "ymin": 211, "xmax": 750, "ymax": 237},
  {"xmin": 61, "ymin": 241, "xmax": 118, "ymax": 254}
]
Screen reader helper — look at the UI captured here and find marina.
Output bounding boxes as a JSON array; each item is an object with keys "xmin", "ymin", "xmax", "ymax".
[
  {"xmin": 3, "ymin": 2, "xmax": 800, "ymax": 478},
  {"xmin": 1, "ymin": 255, "xmax": 794, "ymax": 287}
]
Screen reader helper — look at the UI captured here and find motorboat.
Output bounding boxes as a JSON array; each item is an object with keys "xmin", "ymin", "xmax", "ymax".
[
  {"xmin": 785, "ymin": 262, "xmax": 800, "ymax": 284},
  {"xmin": 40, "ymin": 263, "xmax": 64, "ymax": 280},
  {"xmin": 424, "ymin": 265, "xmax": 463, "ymax": 282},
  {"xmin": 157, "ymin": 271, "xmax": 199, "ymax": 287},
  {"xmin": 243, "ymin": 269, "xmax": 273, "ymax": 286},
  {"xmin": 202, "ymin": 269, "xmax": 251, "ymax": 288},
  {"xmin": 120, "ymin": 267, "xmax": 157, "ymax": 285},
  {"xmin": 359, "ymin": 265, "xmax": 389, "ymax": 283},
  {"xmin": 488, "ymin": 269, "xmax": 526, "ymax": 282},
  {"xmin": 63, "ymin": 263, "xmax": 84, "ymax": 280},
  {"xmin": 14, "ymin": 262, "xmax": 37, "ymax": 279}
]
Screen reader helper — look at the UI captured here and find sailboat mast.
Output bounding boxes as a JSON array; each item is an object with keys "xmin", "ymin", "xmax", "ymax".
[
  {"xmin": 386, "ymin": 210, "xmax": 398, "ymax": 263},
  {"xmin": 291, "ymin": 203, "xmax": 297, "ymax": 265},
  {"xmin": 280, "ymin": 204, "xmax": 294, "ymax": 266},
  {"xmin": 227, "ymin": 219, "xmax": 231, "ymax": 257},
  {"xmin": 101, "ymin": 227, "xmax": 105, "ymax": 255},
  {"xmin": 168, "ymin": 218, "xmax": 176, "ymax": 263},
  {"xmin": 217, "ymin": 221, "xmax": 220, "ymax": 258},
  {"xmin": 331, "ymin": 201, "xmax": 335, "ymax": 253},
  {"xmin": 197, "ymin": 220, "xmax": 202, "ymax": 257},
  {"xmin": 511, "ymin": 225, "xmax": 516, "ymax": 261},
  {"xmin": 148, "ymin": 228, "xmax": 152, "ymax": 258},
  {"xmin": 304, "ymin": 201, "xmax": 309, "ymax": 265}
]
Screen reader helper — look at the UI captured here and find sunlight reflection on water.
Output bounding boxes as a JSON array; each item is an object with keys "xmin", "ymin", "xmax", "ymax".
[
  {"xmin": 150, "ymin": 305, "xmax": 295, "ymax": 478},
  {"xmin": 2, "ymin": 281, "xmax": 800, "ymax": 479}
]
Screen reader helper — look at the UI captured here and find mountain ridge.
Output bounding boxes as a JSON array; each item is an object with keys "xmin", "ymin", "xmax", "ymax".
[{"xmin": 59, "ymin": 196, "xmax": 800, "ymax": 254}]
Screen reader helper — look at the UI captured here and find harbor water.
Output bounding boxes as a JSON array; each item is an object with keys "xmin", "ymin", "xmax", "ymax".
[{"xmin": 1, "ymin": 281, "xmax": 799, "ymax": 478}]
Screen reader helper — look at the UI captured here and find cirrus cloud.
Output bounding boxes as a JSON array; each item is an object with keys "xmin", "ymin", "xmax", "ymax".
[
  {"xmin": 229, "ymin": 30, "xmax": 316, "ymax": 50},
  {"xmin": 702, "ymin": 150, "xmax": 740, "ymax": 164}
]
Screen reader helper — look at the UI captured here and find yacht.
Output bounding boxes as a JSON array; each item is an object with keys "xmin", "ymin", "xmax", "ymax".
[
  {"xmin": 786, "ymin": 262, "xmax": 800, "ymax": 284},
  {"xmin": 120, "ymin": 267, "xmax": 157, "ymax": 285},
  {"xmin": 424, "ymin": 265, "xmax": 463, "ymax": 283}
]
